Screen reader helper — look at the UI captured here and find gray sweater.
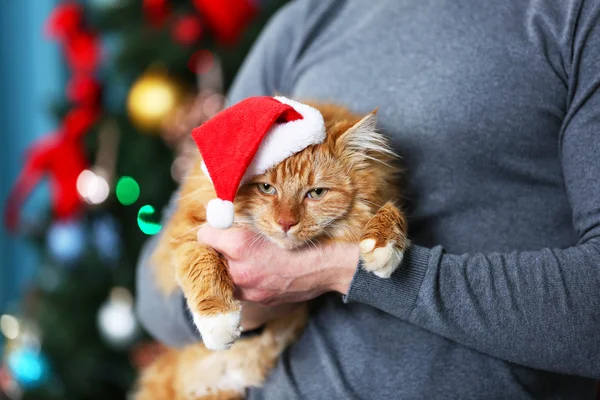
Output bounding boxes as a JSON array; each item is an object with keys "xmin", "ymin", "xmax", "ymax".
[{"xmin": 136, "ymin": 0, "xmax": 600, "ymax": 398}]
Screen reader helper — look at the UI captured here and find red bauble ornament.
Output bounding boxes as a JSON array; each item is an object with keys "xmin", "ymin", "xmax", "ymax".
[
  {"xmin": 45, "ymin": 2, "xmax": 83, "ymax": 40},
  {"xmin": 65, "ymin": 32, "xmax": 101, "ymax": 74},
  {"xmin": 67, "ymin": 75, "xmax": 102, "ymax": 106},
  {"xmin": 172, "ymin": 15, "xmax": 203, "ymax": 46},
  {"xmin": 187, "ymin": 49, "xmax": 214, "ymax": 74},
  {"xmin": 192, "ymin": 0, "xmax": 257, "ymax": 45}
]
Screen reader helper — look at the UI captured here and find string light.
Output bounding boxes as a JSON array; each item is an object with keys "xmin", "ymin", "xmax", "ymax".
[
  {"xmin": 97, "ymin": 287, "xmax": 140, "ymax": 349},
  {"xmin": 137, "ymin": 205, "xmax": 162, "ymax": 235},
  {"xmin": 0, "ymin": 314, "xmax": 20, "ymax": 340},
  {"xmin": 47, "ymin": 220, "xmax": 85, "ymax": 264},
  {"xmin": 115, "ymin": 176, "xmax": 140, "ymax": 205},
  {"xmin": 76, "ymin": 169, "xmax": 110, "ymax": 204},
  {"xmin": 7, "ymin": 348, "xmax": 49, "ymax": 389}
]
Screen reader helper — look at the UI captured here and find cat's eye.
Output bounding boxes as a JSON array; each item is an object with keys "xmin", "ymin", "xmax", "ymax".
[
  {"xmin": 257, "ymin": 183, "xmax": 277, "ymax": 195},
  {"xmin": 306, "ymin": 188, "xmax": 328, "ymax": 200}
]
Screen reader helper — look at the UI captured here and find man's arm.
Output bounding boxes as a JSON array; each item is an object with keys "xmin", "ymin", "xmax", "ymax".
[{"xmin": 346, "ymin": 0, "xmax": 600, "ymax": 377}]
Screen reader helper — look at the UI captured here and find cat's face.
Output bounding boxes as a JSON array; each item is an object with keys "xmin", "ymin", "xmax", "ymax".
[
  {"xmin": 232, "ymin": 105, "xmax": 398, "ymax": 250},
  {"xmin": 236, "ymin": 146, "xmax": 356, "ymax": 249}
]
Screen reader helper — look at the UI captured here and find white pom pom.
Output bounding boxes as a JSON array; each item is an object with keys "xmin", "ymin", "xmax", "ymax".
[{"xmin": 206, "ymin": 199, "xmax": 234, "ymax": 229}]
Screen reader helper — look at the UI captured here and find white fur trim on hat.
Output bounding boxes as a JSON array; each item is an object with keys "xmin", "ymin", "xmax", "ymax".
[
  {"xmin": 200, "ymin": 161, "xmax": 212, "ymax": 183},
  {"xmin": 241, "ymin": 96, "xmax": 326, "ymax": 182},
  {"xmin": 206, "ymin": 199, "xmax": 234, "ymax": 229}
]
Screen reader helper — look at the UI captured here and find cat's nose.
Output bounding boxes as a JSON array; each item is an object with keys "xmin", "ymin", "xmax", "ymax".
[{"xmin": 278, "ymin": 218, "xmax": 298, "ymax": 233}]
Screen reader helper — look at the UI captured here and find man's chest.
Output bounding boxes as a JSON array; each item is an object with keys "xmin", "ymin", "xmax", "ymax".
[
  {"xmin": 288, "ymin": 0, "xmax": 567, "ymax": 165},
  {"xmin": 285, "ymin": 0, "xmax": 575, "ymax": 251}
]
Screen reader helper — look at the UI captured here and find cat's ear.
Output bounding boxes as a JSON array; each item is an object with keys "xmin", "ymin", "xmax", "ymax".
[
  {"xmin": 336, "ymin": 110, "xmax": 391, "ymax": 160},
  {"xmin": 351, "ymin": 109, "xmax": 379, "ymax": 135}
]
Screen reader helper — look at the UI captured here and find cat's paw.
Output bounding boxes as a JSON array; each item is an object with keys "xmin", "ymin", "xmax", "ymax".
[
  {"xmin": 192, "ymin": 309, "xmax": 242, "ymax": 350},
  {"xmin": 359, "ymin": 202, "xmax": 408, "ymax": 279},
  {"xmin": 359, "ymin": 239, "xmax": 404, "ymax": 278}
]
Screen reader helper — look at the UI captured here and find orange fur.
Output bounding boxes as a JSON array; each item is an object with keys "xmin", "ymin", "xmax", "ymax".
[
  {"xmin": 136, "ymin": 102, "xmax": 408, "ymax": 400},
  {"xmin": 361, "ymin": 201, "xmax": 408, "ymax": 249}
]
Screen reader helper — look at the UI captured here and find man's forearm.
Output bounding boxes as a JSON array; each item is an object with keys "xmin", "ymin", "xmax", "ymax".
[{"xmin": 345, "ymin": 241, "xmax": 600, "ymax": 378}]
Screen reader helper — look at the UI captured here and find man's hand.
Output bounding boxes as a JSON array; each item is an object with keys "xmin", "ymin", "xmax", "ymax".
[{"xmin": 197, "ymin": 225, "xmax": 359, "ymax": 307}]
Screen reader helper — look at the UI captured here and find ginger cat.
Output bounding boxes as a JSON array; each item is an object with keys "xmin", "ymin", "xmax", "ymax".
[{"xmin": 135, "ymin": 103, "xmax": 408, "ymax": 400}]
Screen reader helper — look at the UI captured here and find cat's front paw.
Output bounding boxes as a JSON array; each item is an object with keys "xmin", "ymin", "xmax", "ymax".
[
  {"xmin": 359, "ymin": 202, "xmax": 408, "ymax": 279},
  {"xmin": 359, "ymin": 238, "xmax": 404, "ymax": 278},
  {"xmin": 192, "ymin": 308, "xmax": 242, "ymax": 350},
  {"xmin": 175, "ymin": 244, "xmax": 242, "ymax": 351}
]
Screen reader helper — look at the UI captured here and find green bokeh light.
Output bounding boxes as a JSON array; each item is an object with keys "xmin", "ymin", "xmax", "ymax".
[
  {"xmin": 137, "ymin": 205, "xmax": 162, "ymax": 235},
  {"xmin": 116, "ymin": 176, "xmax": 140, "ymax": 205}
]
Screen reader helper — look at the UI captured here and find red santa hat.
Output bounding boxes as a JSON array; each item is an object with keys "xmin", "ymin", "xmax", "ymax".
[{"xmin": 191, "ymin": 96, "xmax": 326, "ymax": 228}]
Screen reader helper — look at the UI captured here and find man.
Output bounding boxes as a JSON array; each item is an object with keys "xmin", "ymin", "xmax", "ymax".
[{"xmin": 137, "ymin": 0, "xmax": 600, "ymax": 398}]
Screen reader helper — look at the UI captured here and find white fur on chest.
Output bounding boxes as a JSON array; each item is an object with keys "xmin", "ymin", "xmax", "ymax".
[{"xmin": 185, "ymin": 351, "xmax": 256, "ymax": 398}]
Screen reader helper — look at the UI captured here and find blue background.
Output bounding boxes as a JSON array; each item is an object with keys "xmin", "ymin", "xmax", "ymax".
[{"xmin": 0, "ymin": 0, "xmax": 63, "ymax": 316}]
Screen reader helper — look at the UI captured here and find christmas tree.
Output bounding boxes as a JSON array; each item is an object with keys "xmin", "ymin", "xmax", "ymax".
[{"xmin": 0, "ymin": 1, "xmax": 288, "ymax": 399}]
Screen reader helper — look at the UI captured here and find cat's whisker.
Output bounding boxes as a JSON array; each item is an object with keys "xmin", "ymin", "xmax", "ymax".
[
  {"xmin": 170, "ymin": 223, "xmax": 205, "ymax": 242},
  {"xmin": 302, "ymin": 238, "xmax": 313, "ymax": 250},
  {"xmin": 323, "ymin": 230, "xmax": 335, "ymax": 242},
  {"xmin": 256, "ymin": 236, "xmax": 269, "ymax": 253},
  {"xmin": 232, "ymin": 221, "xmax": 253, "ymax": 226},
  {"xmin": 242, "ymin": 238, "xmax": 257, "ymax": 252},
  {"xmin": 360, "ymin": 198, "xmax": 385, "ymax": 209},
  {"xmin": 233, "ymin": 222, "xmax": 253, "ymax": 227},
  {"xmin": 314, "ymin": 239, "xmax": 325, "ymax": 259},
  {"xmin": 247, "ymin": 232, "xmax": 267, "ymax": 253},
  {"xmin": 232, "ymin": 229, "xmax": 267, "ymax": 253},
  {"xmin": 238, "ymin": 231, "xmax": 261, "ymax": 247},
  {"xmin": 175, "ymin": 187, "xmax": 207, "ymax": 203},
  {"xmin": 304, "ymin": 237, "xmax": 323, "ymax": 259},
  {"xmin": 311, "ymin": 238, "xmax": 321, "ymax": 253},
  {"xmin": 322, "ymin": 219, "xmax": 337, "ymax": 228}
]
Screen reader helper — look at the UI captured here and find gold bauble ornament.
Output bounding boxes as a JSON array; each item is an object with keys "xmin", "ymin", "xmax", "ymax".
[{"xmin": 127, "ymin": 71, "xmax": 183, "ymax": 133}]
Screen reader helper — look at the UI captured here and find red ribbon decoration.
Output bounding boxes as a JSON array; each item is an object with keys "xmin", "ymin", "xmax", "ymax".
[
  {"xmin": 65, "ymin": 32, "xmax": 101, "ymax": 74},
  {"xmin": 4, "ymin": 134, "xmax": 89, "ymax": 231},
  {"xmin": 67, "ymin": 75, "xmax": 102, "ymax": 106},
  {"xmin": 4, "ymin": 106, "xmax": 100, "ymax": 231},
  {"xmin": 45, "ymin": 2, "xmax": 83, "ymax": 41},
  {"xmin": 4, "ymin": 3, "xmax": 102, "ymax": 231},
  {"xmin": 63, "ymin": 107, "xmax": 102, "ymax": 140}
]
